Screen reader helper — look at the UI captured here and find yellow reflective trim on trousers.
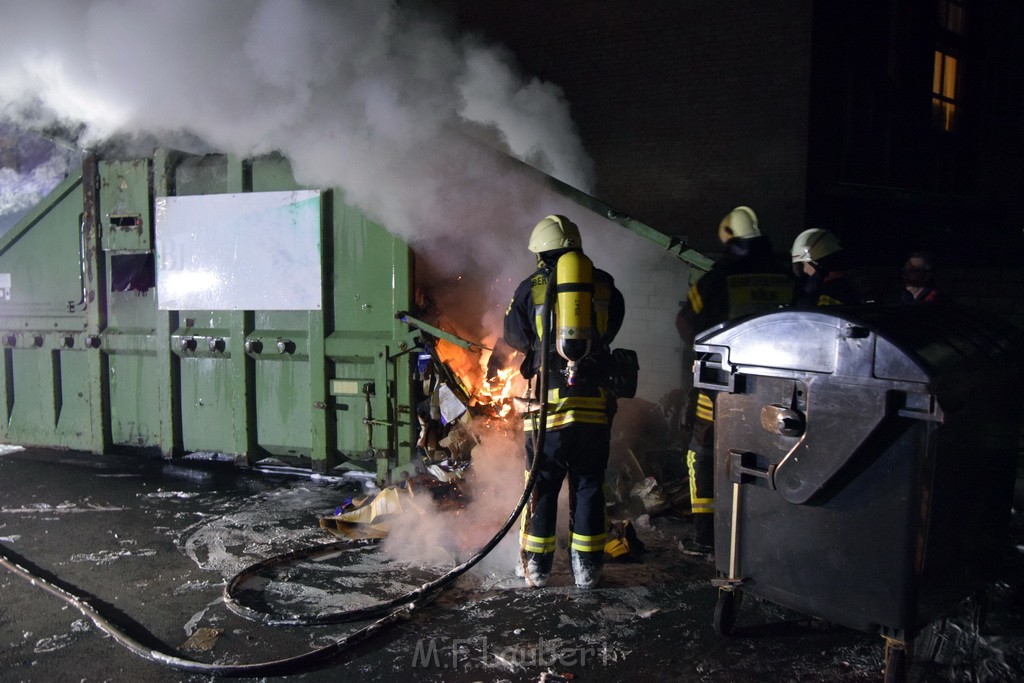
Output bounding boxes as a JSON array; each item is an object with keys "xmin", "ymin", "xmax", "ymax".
[
  {"xmin": 686, "ymin": 450, "xmax": 714, "ymax": 514},
  {"xmin": 521, "ymin": 533, "xmax": 556, "ymax": 554},
  {"xmin": 570, "ymin": 531, "xmax": 607, "ymax": 552},
  {"xmin": 696, "ymin": 392, "xmax": 714, "ymax": 422},
  {"xmin": 519, "ymin": 470, "xmax": 530, "ymax": 541},
  {"xmin": 818, "ymin": 294, "xmax": 843, "ymax": 306},
  {"xmin": 521, "ymin": 462, "xmax": 556, "ymax": 553},
  {"xmin": 687, "ymin": 284, "xmax": 703, "ymax": 314}
]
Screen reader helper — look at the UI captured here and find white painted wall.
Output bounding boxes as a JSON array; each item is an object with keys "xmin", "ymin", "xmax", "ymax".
[{"xmin": 595, "ymin": 238, "xmax": 696, "ymax": 404}]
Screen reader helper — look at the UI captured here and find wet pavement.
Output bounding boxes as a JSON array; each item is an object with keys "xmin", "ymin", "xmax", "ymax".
[{"xmin": 1, "ymin": 446, "xmax": 1023, "ymax": 682}]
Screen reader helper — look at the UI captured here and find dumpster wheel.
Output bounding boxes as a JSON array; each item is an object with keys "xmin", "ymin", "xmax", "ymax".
[{"xmin": 713, "ymin": 587, "xmax": 740, "ymax": 636}]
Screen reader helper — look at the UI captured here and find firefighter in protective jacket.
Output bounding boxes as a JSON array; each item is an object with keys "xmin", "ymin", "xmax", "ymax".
[
  {"xmin": 790, "ymin": 228, "xmax": 860, "ymax": 306},
  {"xmin": 676, "ymin": 206, "xmax": 793, "ymax": 556},
  {"xmin": 502, "ymin": 214, "xmax": 625, "ymax": 589}
]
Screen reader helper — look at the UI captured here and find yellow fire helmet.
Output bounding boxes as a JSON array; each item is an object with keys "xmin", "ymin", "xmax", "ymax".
[
  {"xmin": 791, "ymin": 228, "xmax": 842, "ymax": 264},
  {"xmin": 717, "ymin": 206, "xmax": 760, "ymax": 243},
  {"xmin": 528, "ymin": 215, "xmax": 582, "ymax": 253}
]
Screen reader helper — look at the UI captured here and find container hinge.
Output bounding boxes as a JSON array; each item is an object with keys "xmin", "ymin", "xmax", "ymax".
[{"xmin": 760, "ymin": 404, "xmax": 805, "ymax": 436}]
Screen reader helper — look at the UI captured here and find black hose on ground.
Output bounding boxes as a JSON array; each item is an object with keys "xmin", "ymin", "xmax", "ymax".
[{"xmin": 0, "ymin": 275, "xmax": 558, "ymax": 677}]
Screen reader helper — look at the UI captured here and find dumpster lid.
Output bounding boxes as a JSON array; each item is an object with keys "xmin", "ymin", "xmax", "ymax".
[{"xmin": 693, "ymin": 303, "xmax": 1023, "ymax": 388}]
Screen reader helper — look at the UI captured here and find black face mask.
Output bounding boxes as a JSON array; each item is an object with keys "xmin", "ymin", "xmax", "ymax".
[
  {"xmin": 801, "ymin": 269, "xmax": 825, "ymax": 294},
  {"xmin": 902, "ymin": 266, "xmax": 930, "ymax": 287},
  {"xmin": 793, "ymin": 263, "xmax": 821, "ymax": 292}
]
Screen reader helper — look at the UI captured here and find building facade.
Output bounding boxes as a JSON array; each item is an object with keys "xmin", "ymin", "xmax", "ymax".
[{"xmin": 452, "ymin": 0, "xmax": 1024, "ymax": 325}]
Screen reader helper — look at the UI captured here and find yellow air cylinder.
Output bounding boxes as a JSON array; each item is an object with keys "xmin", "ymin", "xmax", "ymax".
[{"xmin": 555, "ymin": 251, "xmax": 593, "ymax": 384}]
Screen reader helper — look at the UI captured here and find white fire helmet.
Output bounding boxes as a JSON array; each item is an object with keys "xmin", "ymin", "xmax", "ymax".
[
  {"xmin": 528, "ymin": 215, "xmax": 582, "ymax": 253},
  {"xmin": 717, "ymin": 206, "xmax": 760, "ymax": 243},
  {"xmin": 791, "ymin": 228, "xmax": 842, "ymax": 264}
]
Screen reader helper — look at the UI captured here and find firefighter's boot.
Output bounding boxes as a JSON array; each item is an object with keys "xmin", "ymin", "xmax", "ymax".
[
  {"xmin": 519, "ymin": 552, "xmax": 553, "ymax": 588},
  {"xmin": 570, "ymin": 549, "xmax": 603, "ymax": 589},
  {"xmin": 681, "ymin": 513, "xmax": 715, "ymax": 557}
]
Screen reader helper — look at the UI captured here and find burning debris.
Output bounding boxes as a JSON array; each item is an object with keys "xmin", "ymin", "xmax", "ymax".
[
  {"xmin": 317, "ymin": 309, "xmax": 684, "ymax": 574},
  {"xmin": 310, "ymin": 313, "xmax": 526, "ymax": 564}
]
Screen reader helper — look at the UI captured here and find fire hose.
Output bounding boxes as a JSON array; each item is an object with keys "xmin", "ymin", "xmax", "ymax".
[{"xmin": 0, "ymin": 278, "xmax": 558, "ymax": 677}]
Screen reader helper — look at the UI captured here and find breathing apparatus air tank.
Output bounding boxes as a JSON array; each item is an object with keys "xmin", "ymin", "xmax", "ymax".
[{"xmin": 554, "ymin": 250, "xmax": 594, "ymax": 385}]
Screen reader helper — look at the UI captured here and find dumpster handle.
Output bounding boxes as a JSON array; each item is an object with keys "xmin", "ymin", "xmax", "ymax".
[
  {"xmin": 693, "ymin": 346, "xmax": 734, "ymax": 393},
  {"xmin": 728, "ymin": 481, "xmax": 741, "ymax": 580}
]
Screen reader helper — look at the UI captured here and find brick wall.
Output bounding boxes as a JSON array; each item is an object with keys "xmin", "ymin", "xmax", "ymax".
[
  {"xmin": 452, "ymin": 1, "xmax": 1024, "ymax": 413},
  {"xmin": 611, "ymin": 248, "xmax": 694, "ymax": 403}
]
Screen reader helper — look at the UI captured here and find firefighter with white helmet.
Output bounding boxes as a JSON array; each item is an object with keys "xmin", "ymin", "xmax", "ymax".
[
  {"xmin": 790, "ymin": 228, "xmax": 859, "ymax": 306},
  {"xmin": 501, "ymin": 214, "xmax": 625, "ymax": 589},
  {"xmin": 676, "ymin": 206, "xmax": 794, "ymax": 557},
  {"xmin": 717, "ymin": 205, "xmax": 759, "ymax": 243},
  {"xmin": 528, "ymin": 213, "xmax": 583, "ymax": 253},
  {"xmin": 677, "ymin": 206, "xmax": 793, "ymax": 340},
  {"xmin": 790, "ymin": 227, "xmax": 841, "ymax": 265}
]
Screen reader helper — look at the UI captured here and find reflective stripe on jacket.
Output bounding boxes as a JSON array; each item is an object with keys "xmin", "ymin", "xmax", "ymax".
[{"xmin": 522, "ymin": 387, "xmax": 611, "ymax": 432}]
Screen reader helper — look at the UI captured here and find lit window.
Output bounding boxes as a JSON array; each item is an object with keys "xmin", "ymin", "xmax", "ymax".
[{"xmin": 932, "ymin": 50, "xmax": 959, "ymax": 132}]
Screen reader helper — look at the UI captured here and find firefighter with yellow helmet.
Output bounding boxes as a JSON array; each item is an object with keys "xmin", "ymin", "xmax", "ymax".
[
  {"xmin": 790, "ymin": 228, "xmax": 860, "ymax": 306},
  {"xmin": 501, "ymin": 214, "xmax": 625, "ymax": 589},
  {"xmin": 676, "ymin": 206, "xmax": 793, "ymax": 556}
]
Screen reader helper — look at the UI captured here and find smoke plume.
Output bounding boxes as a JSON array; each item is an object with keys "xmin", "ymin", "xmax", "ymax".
[
  {"xmin": 1, "ymin": 1, "xmax": 598, "ymax": 284},
  {"xmin": 0, "ymin": 0, "xmax": 681, "ymax": 341}
]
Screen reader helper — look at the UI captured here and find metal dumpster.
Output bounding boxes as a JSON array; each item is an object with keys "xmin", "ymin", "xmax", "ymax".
[
  {"xmin": 692, "ymin": 303, "xmax": 1024, "ymax": 679},
  {"xmin": 0, "ymin": 141, "xmax": 709, "ymax": 484},
  {"xmin": 0, "ymin": 151, "xmax": 418, "ymax": 483}
]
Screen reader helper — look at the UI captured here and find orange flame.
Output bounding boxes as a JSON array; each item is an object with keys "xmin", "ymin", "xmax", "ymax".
[{"xmin": 431, "ymin": 339, "xmax": 522, "ymax": 425}]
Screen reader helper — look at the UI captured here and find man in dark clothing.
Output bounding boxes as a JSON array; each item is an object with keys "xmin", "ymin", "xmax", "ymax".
[
  {"xmin": 676, "ymin": 207, "xmax": 793, "ymax": 556},
  {"xmin": 501, "ymin": 214, "xmax": 625, "ymax": 589},
  {"xmin": 790, "ymin": 228, "xmax": 860, "ymax": 306},
  {"xmin": 899, "ymin": 251, "xmax": 944, "ymax": 303}
]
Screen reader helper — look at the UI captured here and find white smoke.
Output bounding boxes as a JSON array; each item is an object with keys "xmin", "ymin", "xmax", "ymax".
[
  {"xmin": 0, "ymin": 0, "xmax": 682, "ymax": 328},
  {"xmin": 0, "ymin": 0, "xmax": 617, "ymax": 338},
  {"xmin": 0, "ymin": 152, "xmax": 73, "ymax": 229},
  {"xmin": 1, "ymin": 2, "xmax": 589, "ymax": 226},
  {"xmin": 381, "ymin": 428, "xmax": 527, "ymax": 574}
]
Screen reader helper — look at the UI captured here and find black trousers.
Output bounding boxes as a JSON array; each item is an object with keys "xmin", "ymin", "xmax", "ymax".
[
  {"xmin": 686, "ymin": 414, "xmax": 715, "ymax": 546},
  {"xmin": 521, "ymin": 422, "xmax": 610, "ymax": 565}
]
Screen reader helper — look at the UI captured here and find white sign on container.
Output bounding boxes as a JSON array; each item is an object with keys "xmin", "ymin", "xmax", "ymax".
[{"xmin": 155, "ymin": 191, "xmax": 322, "ymax": 311}]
